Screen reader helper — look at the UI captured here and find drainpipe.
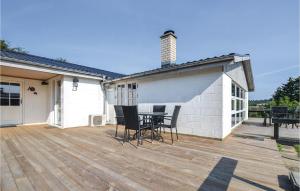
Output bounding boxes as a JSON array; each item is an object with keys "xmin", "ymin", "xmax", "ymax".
[{"xmin": 99, "ymin": 79, "xmax": 106, "ymax": 116}]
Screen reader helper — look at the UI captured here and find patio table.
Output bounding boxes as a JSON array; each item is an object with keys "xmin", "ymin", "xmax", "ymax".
[
  {"xmin": 272, "ymin": 117, "xmax": 300, "ymax": 139},
  {"xmin": 138, "ymin": 112, "xmax": 168, "ymax": 116},
  {"xmin": 138, "ymin": 112, "xmax": 168, "ymax": 141},
  {"xmin": 263, "ymin": 109, "xmax": 271, "ymax": 126}
]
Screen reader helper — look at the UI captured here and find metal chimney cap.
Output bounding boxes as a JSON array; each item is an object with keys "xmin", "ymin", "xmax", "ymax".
[
  {"xmin": 160, "ymin": 30, "xmax": 177, "ymax": 39},
  {"xmin": 164, "ymin": 30, "xmax": 175, "ymax": 34}
]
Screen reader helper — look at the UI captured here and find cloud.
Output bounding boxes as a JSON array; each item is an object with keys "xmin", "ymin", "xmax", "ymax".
[{"xmin": 256, "ymin": 65, "xmax": 299, "ymax": 77}]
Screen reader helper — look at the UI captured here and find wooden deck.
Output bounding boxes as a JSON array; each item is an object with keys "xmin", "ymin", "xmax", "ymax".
[{"xmin": 0, "ymin": 124, "xmax": 290, "ymax": 191}]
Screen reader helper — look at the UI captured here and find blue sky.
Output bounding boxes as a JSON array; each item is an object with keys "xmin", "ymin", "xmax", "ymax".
[{"xmin": 1, "ymin": 0, "xmax": 299, "ymax": 100}]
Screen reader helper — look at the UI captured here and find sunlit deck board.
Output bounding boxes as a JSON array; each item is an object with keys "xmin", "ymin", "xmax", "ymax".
[{"xmin": 0, "ymin": 124, "xmax": 290, "ymax": 191}]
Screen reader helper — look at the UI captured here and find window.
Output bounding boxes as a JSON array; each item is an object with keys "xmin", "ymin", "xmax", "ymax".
[
  {"xmin": 236, "ymin": 100, "xmax": 240, "ymax": 111},
  {"xmin": 240, "ymin": 100, "xmax": 244, "ymax": 110},
  {"xmin": 231, "ymin": 82, "xmax": 246, "ymax": 127},
  {"xmin": 117, "ymin": 84, "xmax": 126, "ymax": 105},
  {"xmin": 128, "ymin": 83, "xmax": 137, "ymax": 105},
  {"xmin": 231, "ymin": 114, "xmax": 235, "ymax": 127},
  {"xmin": 0, "ymin": 82, "xmax": 21, "ymax": 106}
]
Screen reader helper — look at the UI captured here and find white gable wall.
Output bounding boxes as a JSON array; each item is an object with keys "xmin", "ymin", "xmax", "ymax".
[
  {"xmin": 62, "ymin": 76, "xmax": 104, "ymax": 128},
  {"xmin": 223, "ymin": 61, "xmax": 250, "ymax": 137},
  {"xmin": 225, "ymin": 61, "xmax": 248, "ymax": 91}
]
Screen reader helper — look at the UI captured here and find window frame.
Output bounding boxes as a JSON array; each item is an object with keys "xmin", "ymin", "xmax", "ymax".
[
  {"xmin": 0, "ymin": 82, "xmax": 21, "ymax": 106},
  {"xmin": 231, "ymin": 82, "xmax": 246, "ymax": 127}
]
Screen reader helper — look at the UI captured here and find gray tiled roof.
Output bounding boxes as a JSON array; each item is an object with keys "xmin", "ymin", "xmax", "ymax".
[
  {"xmin": 110, "ymin": 52, "xmax": 254, "ymax": 91},
  {"xmin": 112, "ymin": 53, "xmax": 240, "ymax": 81},
  {"xmin": 0, "ymin": 50, "xmax": 125, "ymax": 79}
]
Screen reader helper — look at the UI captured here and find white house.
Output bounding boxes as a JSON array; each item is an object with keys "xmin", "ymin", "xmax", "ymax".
[{"xmin": 0, "ymin": 30, "xmax": 254, "ymax": 139}]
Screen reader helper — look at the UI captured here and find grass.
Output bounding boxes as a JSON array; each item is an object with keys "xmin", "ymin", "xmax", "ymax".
[
  {"xmin": 294, "ymin": 144, "xmax": 300, "ymax": 157},
  {"xmin": 277, "ymin": 143, "xmax": 283, "ymax": 152}
]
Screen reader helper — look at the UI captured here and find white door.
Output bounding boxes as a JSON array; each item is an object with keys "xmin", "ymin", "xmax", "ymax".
[
  {"xmin": 117, "ymin": 84, "xmax": 126, "ymax": 105},
  {"xmin": 0, "ymin": 81, "xmax": 23, "ymax": 126},
  {"xmin": 54, "ymin": 80, "xmax": 62, "ymax": 126},
  {"xmin": 128, "ymin": 83, "xmax": 137, "ymax": 105},
  {"xmin": 106, "ymin": 88, "xmax": 116, "ymax": 123}
]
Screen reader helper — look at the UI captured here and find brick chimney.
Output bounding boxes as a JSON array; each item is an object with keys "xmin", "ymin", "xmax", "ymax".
[{"xmin": 160, "ymin": 30, "xmax": 177, "ymax": 67}]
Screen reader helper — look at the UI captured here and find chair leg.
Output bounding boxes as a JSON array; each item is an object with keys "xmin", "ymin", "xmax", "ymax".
[
  {"xmin": 123, "ymin": 128, "xmax": 127, "ymax": 144},
  {"xmin": 115, "ymin": 124, "xmax": 118, "ymax": 137},
  {"xmin": 137, "ymin": 129, "xmax": 140, "ymax": 146},
  {"xmin": 151, "ymin": 126, "xmax": 154, "ymax": 143},
  {"xmin": 141, "ymin": 129, "xmax": 144, "ymax": 145},
  {"xmin": 170, "ymin": 128, "xmax": 173, "ymax": 144},
  {"xmin": 175, "ymin": 127, "xmax": 178, "ymax": 141},
  {"xmin": 128, "ymin": 129, "xmax": 131, "ymax": 142}
]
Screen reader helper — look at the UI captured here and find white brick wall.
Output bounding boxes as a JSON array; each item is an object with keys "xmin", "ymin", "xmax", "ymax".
[
  {"xmin": 136, "ymin": 67, "xmax": 224, "ymax": 139},
  {"xmin": 105, "ymin": 61, "xmax": 250, "ymax": 139},
  {"xmin": 222, "ymin": 73, "xmax": 232, "ymax": 138}
]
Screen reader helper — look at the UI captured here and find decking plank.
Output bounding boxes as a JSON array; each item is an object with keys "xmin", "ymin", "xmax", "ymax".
[{"xmin": 0, "ymin": 124, "xmax": 289, "ymax": 191}]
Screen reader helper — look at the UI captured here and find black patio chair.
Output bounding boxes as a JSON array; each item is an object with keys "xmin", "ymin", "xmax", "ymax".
[
  {"xmin": 290, "ymin": 106, "xmax": 300, "ymax": 128},
  {"xmin": 114, "ymin": 105, "xmax": 125, "ymax": 137},
  {"xmin": 271, "ymin": 106, "xmax": 288, "ymax": 118},
  {"xmin": 153, "ymin": 105, "xmax": 166, "ymax": 125},
  {"xmin": 160, "ymin": 105, "xmax": 181, "ymax": 144},
  {"xmin": 122, "ymin": 106, "xmax": 150, "ymax": 146},
  {"xmin": 271, "ymin": 106, "xmax": 288, "ymax": 127}
]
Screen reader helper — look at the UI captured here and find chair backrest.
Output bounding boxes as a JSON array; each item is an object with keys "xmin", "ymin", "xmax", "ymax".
[
  {"xmin": 271, "ymin": 106, "xmax": 288, "ymax": 118},
  {"xmin": 152, "ymin": 105, "xmax": 166, "ymax": 125},
  {"xmin": 122, "ymin": 106, "xmax": 139, "ymax": 130},
  {"xmin": 153, "ymin": 105, "xmax": 166, "ymax": 113},
  {"xmin": 171, "ymin": 105, "xmax": 181, "ymax": 127},
  {"xmin": 114, "ymin": 105, "xmax": 124, "ymax": 125},
  {"xmin": 293, "ymin": 106, "xmax": 300, "ymax": 119}
]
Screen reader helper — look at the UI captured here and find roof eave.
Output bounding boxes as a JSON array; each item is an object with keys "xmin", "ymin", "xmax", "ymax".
[
  {"xmin": 0, "ymin": 57, "xmax": 105, "ymax": 79},
  {"xmin": 242, "ymin": 59, "xmax": 255, "ymax": 91}
]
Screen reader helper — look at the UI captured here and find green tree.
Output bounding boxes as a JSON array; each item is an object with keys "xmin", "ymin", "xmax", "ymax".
[
  {"xmin": 0, "ymin": 39, "xmax": 28, "ymax": 53},
  {"xmin": 0, "ymin": 40, "xmax": 9, "ymax": 50},
  {"xmin": 267, "ymin": 77, "xmax": 300, "ymax": 109},
  {"xmin": 273, "ymin": 77, "xmax": 299, "ymax": 102}
]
